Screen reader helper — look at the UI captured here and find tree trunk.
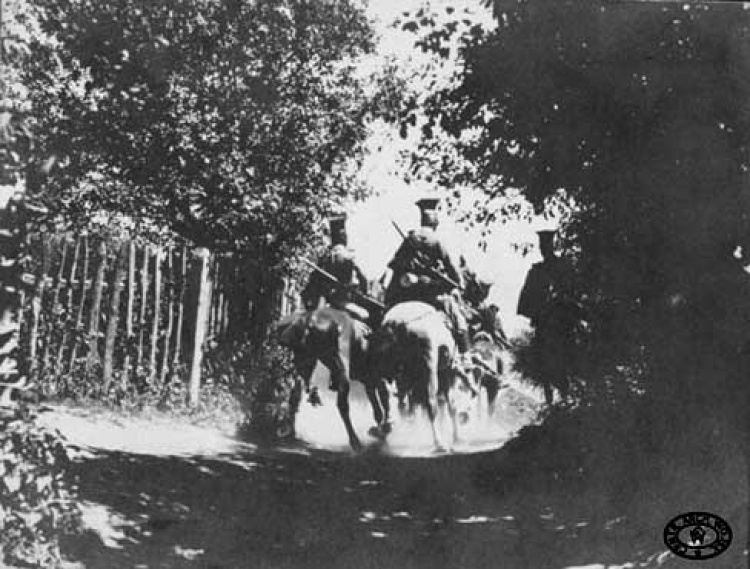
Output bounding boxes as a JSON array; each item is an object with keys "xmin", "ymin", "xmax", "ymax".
[
  {"xmin": 85, "ymin": 240, "xmax": 107, "ymax": 373},
  {"xmin": 103, "ymin": 241, "xmax": 128, "ymax": 392}
]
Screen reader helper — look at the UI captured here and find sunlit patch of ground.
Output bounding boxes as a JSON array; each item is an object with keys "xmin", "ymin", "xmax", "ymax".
[
  {"xmin": 295, "ymin": 362, "xmax": 544, "ymax": 456},
  {"xmin": 37, "ymin": 405, "xmax": 252, "ymax": 458}
]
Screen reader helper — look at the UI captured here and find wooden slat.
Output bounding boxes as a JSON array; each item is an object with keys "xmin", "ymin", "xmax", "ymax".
[
  {"xmin": 28, "ymin": 235, "xmax": 52, "ymax": 378},
  {"xmin": 160, "ymin": 249, "xmax": 174, "ymax": 386},
  {"xmin": 103, "ymin": 241, "xmax": 128, "ymax": 392},
  {"xmin": 172, "ymin": 245, "xmax": 187, "ymax": 371},
  {"xmin": 148, "ymin": 247, "xmax": 163, "ymax": 383},
  {"xmin": 56, "ymin": 236, "xmax": 80, "ymax": 372},
  {"xmin": 136, "ymin": 245, "xmax": 150, "ymax": 372},
  {"xmin": 42, "ymin": 237, "xmax": 68, "ymax": 375},
  {"xmin": 85, "ymin": 240, "xmax": 107, "ymax": 373},
  {"xmin": 188, "ymin": 248, "xmax": 211, "ymax": 406},
  {"xmin": 122, "ymin": 240, "xmax": 136, "ymax": 388},
  {"xmin": 68, "ymin": 235, "xmax": 90, "ymax": 373}
]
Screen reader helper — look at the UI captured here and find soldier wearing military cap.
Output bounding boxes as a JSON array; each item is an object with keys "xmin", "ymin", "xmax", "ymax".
[
  {"xmin": 517, "ymin": 229, "xmax": 580, "ymax": 405},
  {"xmin": 517, "ymin": 230, "xmax": 573, "ymax": 325},
  {"xmin": 383, "ymin": 197, "xmax": 470, "ymax": 352},
  {"xmin": 301, "ymin": 213, "xmax": 370, "ymax": 320}
]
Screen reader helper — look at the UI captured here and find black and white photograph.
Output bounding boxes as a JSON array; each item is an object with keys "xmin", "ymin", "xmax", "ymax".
[{"xmin": 0, "ymin": 0, "xmax": 747, "ymax": 567}]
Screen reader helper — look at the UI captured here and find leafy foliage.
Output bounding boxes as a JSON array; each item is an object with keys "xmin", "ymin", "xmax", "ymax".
[
  {"xmin": 400, "ymin": 0, "xmax": 750, "ymax": 414},
  {"xmin": 29, "ymin": 0, "xmax": 400, "ymax": 257},
  {"xmin": 0, "ymin": 413, "xmax": 80, "ymax": 568}
]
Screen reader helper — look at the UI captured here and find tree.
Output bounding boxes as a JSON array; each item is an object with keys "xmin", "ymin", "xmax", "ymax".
[
  {"xmin": 1, "ymin": 0, "xmax": 56, "ymax": 404},
  {"xmin": 27, "ymin": 0, "xmax": 402, "ymax": 343},
  {"xmin": 401, "ymin": 0, "xmax": 750, "ymax": 416}
]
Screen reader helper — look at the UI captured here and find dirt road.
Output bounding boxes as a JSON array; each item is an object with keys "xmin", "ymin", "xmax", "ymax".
[{"xmin": 38, "ymin": 382, "xmax": 746, "ymax": 569}]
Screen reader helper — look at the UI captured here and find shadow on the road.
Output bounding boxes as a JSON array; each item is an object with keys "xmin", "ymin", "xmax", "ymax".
[{"xmin": 59, "ymin": 414, "xmax": 748, "ymax": 569}]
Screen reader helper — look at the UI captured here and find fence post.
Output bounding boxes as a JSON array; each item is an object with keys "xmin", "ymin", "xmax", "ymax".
[
  {"xmin": 68, "ymin": 234, "xmax": 89, "ymax": 373},
  {"xmin": 28, "ymin": 235, "xmax": 51, "ymax": 379},
  {"xmin": 172, "ymin": 245, "xmax": 187, "ymax": 372},
  {"xmin": 188, "ymin": 247, "xmax": 211, "ymax": 406},
  {"xmin": 43, "ymin": 237, "xmax": 67, "ymax": 376},
  {"xmin": 159, "ymin": 249, "xmax": 174, "ymax": 386},
  {"xmin": 122, "ymin": 240, "xmax": 136, "ymax": 387},
  {"xmin": 149, "ymin": 247, "xmax": 163, "ymax": 383},
  {"xmin": 56, "ymin": 237, "xmax": 79, "ymax": 372},
  {"xmin": 85, "ymin": 240, "xmax": 107, "ymax": 373},
  {"xmin": 103, "ymin": 241, "xmax": 128, "ymax": 392},
  {"xmin": 136, "ymin": 245, "xmax": 150, "ymax": 372}
]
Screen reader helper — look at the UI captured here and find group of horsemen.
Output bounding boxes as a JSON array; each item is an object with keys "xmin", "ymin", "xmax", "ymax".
[
  {"xmin": 298, "ymin": 197, "xmax": 574, "ymax": 399},
  {"xmin": 301, "ymin": 198, "xmax": 507, "ymax": 361}
]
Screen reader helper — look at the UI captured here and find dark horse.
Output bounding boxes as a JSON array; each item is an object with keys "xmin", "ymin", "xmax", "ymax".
[{"xmin": 276, "ymin": 307, "xmax": 391, "ymax": 451}]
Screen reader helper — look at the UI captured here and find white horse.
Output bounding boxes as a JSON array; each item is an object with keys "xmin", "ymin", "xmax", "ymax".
[{"xmin": 370, "ymin": 301, "xmax": 477, "ymax": 452}]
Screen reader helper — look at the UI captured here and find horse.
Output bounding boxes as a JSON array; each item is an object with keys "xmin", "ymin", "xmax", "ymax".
[
  {"xmin": 370, "ymin": 301, "xmax": 478, "ymax": 452},
  {"xmin": 276, "ymin": 307, "xmax": 391, "ymax": 451}
]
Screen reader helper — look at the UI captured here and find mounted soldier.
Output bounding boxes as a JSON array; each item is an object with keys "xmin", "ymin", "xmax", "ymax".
[
  {"xmin": 301, "ymin": 214, "xmax": 373, "ymax": 324},
  {"xmin": 380, "ymin": 197, "xmax": 470, "ymax": 353},
  {"xmin": 285, "ymin": 214, "xmax": 384, "ymax": 421}
]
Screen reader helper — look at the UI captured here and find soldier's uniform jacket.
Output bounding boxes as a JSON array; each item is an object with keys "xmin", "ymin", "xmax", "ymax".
[
  {"xmin": 303, "ymin": 244, "xmax": 368, "ymax": 309},
  {"xmin": 386, "ymin": 228, "xmax": 464, "ymax": 305},
  {"xmin": 517, "ymin": 257, "xmax": 574, "ymax": 326}
]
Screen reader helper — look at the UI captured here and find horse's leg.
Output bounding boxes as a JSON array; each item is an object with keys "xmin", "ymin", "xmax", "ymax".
[
  {"xmin": 365, "ymin": 382, "xmax": 386, "ymax": 439},
  {"xmin": 489, "ymin": 354, "xmax": 503, "ymax": 416},
  {"xmin": 329, "ymin": 354, "xmax": 361, "ymax": 451},
  {"xmin": 443, "ymin": 370, "xmax": 462, "ymax": 447},
  {"xmin": 485, "ymin": 376, "xmax": 499, "ymax": 417},
  {"xmin": 294, "ymin": 351, "xmax": 320, "ymax": 405},
  {"xmin": 377, "ymin": 381, "xmax": 392, "ymax": 433},
  {"xmin": 424, "ymin": 348, "xmax": 447, "ymax": 453}
]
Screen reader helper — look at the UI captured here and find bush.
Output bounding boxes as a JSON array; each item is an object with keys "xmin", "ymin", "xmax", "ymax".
[
  {"xmin": 0, "ymin": 411, "xmax": 80, "ymax": 568},
  {"xmin": 234, "ymin": 340, "xmax": 300, "ymax": 442}
]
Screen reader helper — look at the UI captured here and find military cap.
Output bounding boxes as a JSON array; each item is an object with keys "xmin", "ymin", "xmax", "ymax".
[
  {"xmin": 416, "ymin": 197, "xmax": 440, "ymax": 228},
  {"xmin": 536, "ymin": 229, "xmax": 556, "ymax": 243},
  {"xmin": 328, "ymin": 213, "xmax": 348, "ymax": 244}
]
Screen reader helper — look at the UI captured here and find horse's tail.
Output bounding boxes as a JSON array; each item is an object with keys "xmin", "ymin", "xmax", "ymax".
[{"xmin": 368, "ymin": 319, "xmax": 403, "ymax": 375}]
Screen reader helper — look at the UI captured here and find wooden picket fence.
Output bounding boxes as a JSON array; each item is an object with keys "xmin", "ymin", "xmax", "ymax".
[{"xmin": 17, "ymin": 232, "xmax": 284, "ymax": 403}]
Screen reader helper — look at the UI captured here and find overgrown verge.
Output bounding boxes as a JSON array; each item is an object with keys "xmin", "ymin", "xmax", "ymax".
[
  {"xmin": 473, "ymin": 362, "xmax": 746, "ymax": 565},
  {"xmin": 29, "ymin": 333, "xmax": 301, "ymax": 443},
  {"xmin": 1, "ymin": 411, "xmax": 81, "ymax": 568}
]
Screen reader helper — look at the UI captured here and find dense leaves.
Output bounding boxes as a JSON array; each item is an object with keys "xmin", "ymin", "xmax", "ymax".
[
  {"xmin": 402, "ymin": 0, "xmax": 750, "ymax": 413},
  {"xmin": 0, "ymin": 413, "xmax": 80, "ymax": 568},
  {"xmin": 29, "ymin": 0, "xmax": 400, "ymax": 258}
]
